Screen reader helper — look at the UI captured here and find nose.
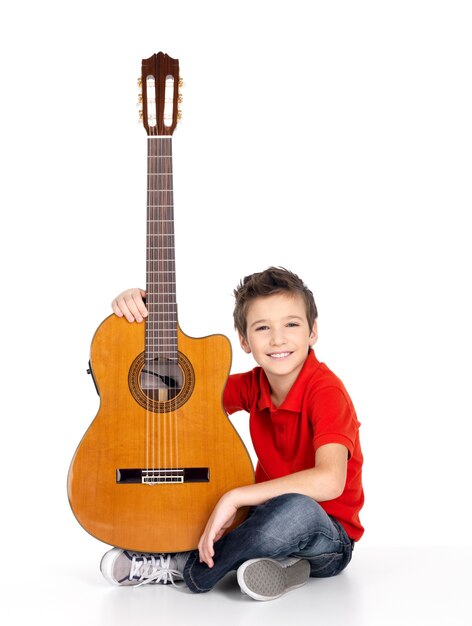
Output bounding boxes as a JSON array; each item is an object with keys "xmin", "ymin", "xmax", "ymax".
[{"xmin": 270, "ymin": 327, "xmax": 287, "ymax": 346}]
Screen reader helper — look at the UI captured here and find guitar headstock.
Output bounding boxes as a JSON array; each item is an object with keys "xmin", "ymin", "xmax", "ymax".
[{"xmin": 140, "ymin": 52, "xmax": 181, "ymax": 136}]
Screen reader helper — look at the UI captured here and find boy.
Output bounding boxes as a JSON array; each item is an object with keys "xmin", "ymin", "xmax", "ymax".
[{"xmin": 101, "ymin": 267, "xmax": 364, "ymax": 600}]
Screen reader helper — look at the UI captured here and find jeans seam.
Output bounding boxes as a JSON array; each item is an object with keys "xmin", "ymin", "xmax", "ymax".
[{"xmin": 185, "ymin": 555, "xmax": 211, "ymax": 593}]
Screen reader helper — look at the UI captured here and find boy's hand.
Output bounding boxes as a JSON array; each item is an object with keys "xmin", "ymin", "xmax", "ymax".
[
  {"xmin": 198, "ymin": 492, "xmax": 239, "ymax": 568},
  {"xmin": 111, "ymin": 288, "xmax": 148, "ymax": 323}
]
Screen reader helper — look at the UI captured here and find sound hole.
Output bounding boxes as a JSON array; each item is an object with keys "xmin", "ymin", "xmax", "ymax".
[
  {"xmin": 141, "ymin": 357, "xmax": 183, "ymax": 402},
  {"xmin": 129, "ymin": 351, "xmax": 195, "ymax": 412}
]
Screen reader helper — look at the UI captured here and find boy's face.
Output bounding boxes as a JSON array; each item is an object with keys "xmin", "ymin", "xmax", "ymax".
[{"xmin": 239, "ymin": 292, "xmax": 317, "ymax": 388}]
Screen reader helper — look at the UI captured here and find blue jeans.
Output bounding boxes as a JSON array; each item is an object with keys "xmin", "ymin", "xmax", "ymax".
[{"xmin": 183, "ymin": 493, "xmax": 354, "ymax": 593}]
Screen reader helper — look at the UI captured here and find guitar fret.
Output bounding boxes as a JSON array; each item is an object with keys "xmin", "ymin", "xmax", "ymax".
[
  {"xmin": 145, "ymin": 351, "xmax": 178, "ymax": 356},
  {"xmin": 145, "ymin": 337, "xmax": 177, "ymax": 342},
  {"xmin": 145, "ymin": 341, "xmax": 176, "ymax": 348}
]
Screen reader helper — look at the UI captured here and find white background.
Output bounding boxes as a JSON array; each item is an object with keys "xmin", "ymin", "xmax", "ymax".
[{"xmin": 1, "ymin": 0, "xmax": 471, "ymax": 614}]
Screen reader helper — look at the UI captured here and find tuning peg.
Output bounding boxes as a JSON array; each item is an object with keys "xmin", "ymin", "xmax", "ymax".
[
  {"xmin": 137, "ymin": 77, "xmax": 143, "ymax": 88},
  {"xmin": 178, "ymin": 93, "xmax": 183, "ymax": 103},
  {"xmin": 138, "ymin": 109, "xmax": 143, "ymax": 122},
  {"xmin": 137, "ymin": 93, "xmax": 143, "ymax": 103},
  {"xmin": 177, "ymin": 110, "xmax": 183, "ymax": 121},
  {"xmin": 179, "ymin": 77, "xmax": 184, "ymax": 88}
]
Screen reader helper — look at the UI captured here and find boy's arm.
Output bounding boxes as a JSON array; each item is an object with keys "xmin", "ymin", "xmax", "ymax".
[
  {"xmin": 198, "ymin": 443, "xmax": 348, "ymax": 568},
  {"xmin": 111, "ymin": 288, "xmax": 148, "ymax": 322}
]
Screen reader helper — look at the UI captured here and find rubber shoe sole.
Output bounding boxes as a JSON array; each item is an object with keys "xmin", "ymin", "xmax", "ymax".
[
  {"xmin": 237, "ymin": 557, "xmax": 310, "ymax": 601},
  {"xmin": 100, "ymin": 548, "xmax": 136, "ymax": 586}
]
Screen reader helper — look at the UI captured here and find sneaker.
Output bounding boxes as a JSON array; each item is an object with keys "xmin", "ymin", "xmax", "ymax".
[
  {"xmin": 237, "ymin": 556, "xmax": 310, "ymax": 601},
  {"xmin": 100, "ymin": 548, "xmax": 188, "ymax": 587}
]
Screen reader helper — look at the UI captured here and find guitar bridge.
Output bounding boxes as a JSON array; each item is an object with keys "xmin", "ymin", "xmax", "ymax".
[{"xmin": 116, "ymin": 467, "xmax": 209, "ymax": 485}]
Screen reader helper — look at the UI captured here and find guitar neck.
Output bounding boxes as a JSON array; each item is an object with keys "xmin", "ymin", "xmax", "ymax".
[{"xmin": 145, "ymin": 136, "xmax": 178, "ymax": 363}]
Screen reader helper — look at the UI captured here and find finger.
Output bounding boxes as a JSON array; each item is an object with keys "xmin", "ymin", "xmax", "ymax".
[
  {"xmin": 111, "ymin": 297, "xmax": 136, "ymax": 322},
  {"xmin": 123, "ymin": 293, "xmax": 145, "ymax": 322},
  {"xmin": 133, "ymin": 291, "xmax": 148, "ymax": 320},
  {"xmin": 111, "ymin": 298, "xmax": 124, "ymax": 318},
  {"xmin": 114, "ymin": 297, "xmax": 136, "ymax": 323},
  {"xmin": 198, "ymin": 534, "xmax": 215, "ymax": 568},
  {"xmin": 200, "ymin": 549, "xmax": 214, "ymax": 569},
  {"xmin": 127, "ymin": 290, "xmax": 148, "ymax": 322}
]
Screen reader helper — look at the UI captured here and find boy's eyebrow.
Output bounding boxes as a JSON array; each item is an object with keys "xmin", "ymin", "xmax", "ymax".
[{"xmin": 249, "ymin": 315, "xmax": 305, "ymax": 328}]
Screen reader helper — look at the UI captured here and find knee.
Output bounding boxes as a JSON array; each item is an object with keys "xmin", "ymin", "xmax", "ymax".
[
  {"xmin": 251, "ymin": 494, "xmax": 324, "ymax": 550},
  {"xmin": 264, "ymin": 493, "xmax": 322, "ymax": 522}
]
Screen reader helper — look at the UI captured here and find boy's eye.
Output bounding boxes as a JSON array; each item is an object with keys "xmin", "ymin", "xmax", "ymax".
[
  {"xmin": 255, "ymin": 325, "xmax": 269, "ymax": 331},
  {"xmin": 287, "ymin": 322, "xmax": 300, "ymax": 328}
]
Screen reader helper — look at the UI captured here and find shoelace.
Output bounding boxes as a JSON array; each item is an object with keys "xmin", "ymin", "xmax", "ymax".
[{"xmin": 129, "ymin": 553, "xmax": 184, "ymax": 587}]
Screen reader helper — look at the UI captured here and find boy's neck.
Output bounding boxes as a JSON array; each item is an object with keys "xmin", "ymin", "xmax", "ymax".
[
  {"xmin": 270, "ymin": 386, "xmax": 288, "ymax": 408},
  {"xmin": 267, "ymin": 372, "xmax": 298, "ymax": 408}
]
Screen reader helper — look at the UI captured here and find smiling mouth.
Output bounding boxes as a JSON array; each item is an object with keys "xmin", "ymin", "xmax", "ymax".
[{"xmin": 267, "ymin": 352, "xmax": 292, "ymax": 359}]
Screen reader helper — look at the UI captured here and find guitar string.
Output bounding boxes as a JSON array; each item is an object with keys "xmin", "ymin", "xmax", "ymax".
[
  {"xmin": 164, "ymin": 139, "xmax": 171, "ymax": 482},
  {"xmin": 168, "ymin": 136, "xmax": 173, "ymax": 481},
  {"xmin": 166, "ymin": 136, "xmax": 172, "ymax": 480},
  {"xmin": 164, "ymin": 139, "xmax": 172, "ymax": 482},
  {"xmin": 158, "ymin": 134, "xmax": 163, "ymax": 482},
  {"xmin": 158, "ymin": 134, "xmax": 164, "ymax": 483},
  {"xmin": 148, "ymin": 134, "xmax": 153, "ymax": 483},
  {"xmin": 156, "ymin": 134, "xmax": 163, "ymax": 483},
  {"xmin": 146, "ymin": 134, "xmax": 150, "ymax": 481},
  {"xmin": 145, "ymin": 134, "xmax": 150, "ymax": 482}
]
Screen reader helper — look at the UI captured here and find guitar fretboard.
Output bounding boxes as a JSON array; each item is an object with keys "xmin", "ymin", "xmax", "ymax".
[{"xmin": 145, "ymin": 137, "xmax": 178, "ymax": 363}]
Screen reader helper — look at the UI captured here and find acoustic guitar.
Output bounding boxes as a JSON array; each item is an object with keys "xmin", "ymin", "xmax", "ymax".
[{"xmin": 68, "ymin": 52, "xmax": 254, "ymax": 553}]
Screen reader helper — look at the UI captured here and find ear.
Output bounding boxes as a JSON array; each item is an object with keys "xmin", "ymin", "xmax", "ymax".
[
  {"xmin": 238, "ymin": 332, "xmax": 252, "ymax": 354},
  {"xmin": 309, "ymin": 321, "xmax": 318, "ymax": 347}
]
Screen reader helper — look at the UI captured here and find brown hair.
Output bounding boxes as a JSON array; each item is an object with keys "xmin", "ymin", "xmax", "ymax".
[{"xmin": 233, "ymin": 267, "xmax": 318, "ymax": 339}]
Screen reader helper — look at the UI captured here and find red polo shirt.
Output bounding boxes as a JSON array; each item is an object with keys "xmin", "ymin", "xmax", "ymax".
[{"xmin": 223, "ymin": 350, "xmax": 364, "ymax": 541}]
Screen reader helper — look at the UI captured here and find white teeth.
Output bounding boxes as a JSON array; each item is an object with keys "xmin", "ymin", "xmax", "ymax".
[{"xmin": 269, "ymin": 352, "xmax": 291, "ymax": 359}]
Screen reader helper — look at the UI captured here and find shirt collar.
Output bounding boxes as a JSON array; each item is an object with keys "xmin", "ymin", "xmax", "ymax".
[{"xmin": 257, "ymin": 349, "xmax": 321, "ymax": 413}]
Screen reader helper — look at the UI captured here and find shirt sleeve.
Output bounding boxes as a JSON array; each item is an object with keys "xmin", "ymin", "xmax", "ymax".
[
  {"xmin": 310, "ymin": 386, "xmax": 359, "ymax": 458},
  {"xmin": 223, "ymin": 372, "xmax": 252, "ymax": 415}
]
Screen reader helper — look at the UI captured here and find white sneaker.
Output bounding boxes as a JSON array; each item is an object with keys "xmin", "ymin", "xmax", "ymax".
[
  {"xmin": 237, "ymin": 557, "xmax": 310, "ymax": 601},
  {"xmin": 100, "ymin": 548, "xmax": 188, "ymax": 587}
]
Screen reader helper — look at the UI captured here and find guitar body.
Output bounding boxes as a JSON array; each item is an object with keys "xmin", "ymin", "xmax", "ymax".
[{"xmin": 68, "ymin": 314, "xmax": 254, "ymax": 553}]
